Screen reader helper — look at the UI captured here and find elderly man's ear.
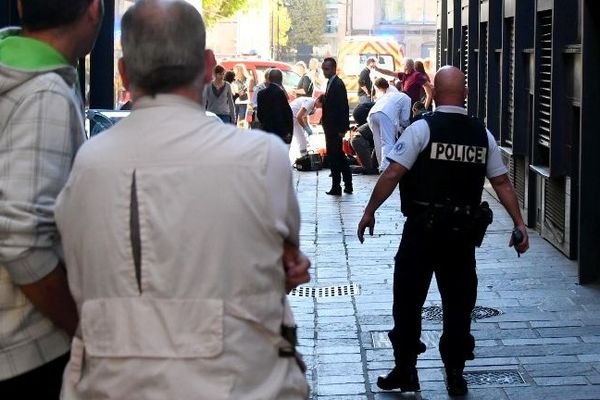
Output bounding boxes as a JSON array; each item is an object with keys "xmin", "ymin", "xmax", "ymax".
[{"xmin": 203, "ymin": 49, "xmax": 217, "ymax": 85}]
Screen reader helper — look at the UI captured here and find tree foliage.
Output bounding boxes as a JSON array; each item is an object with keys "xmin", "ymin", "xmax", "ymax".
[
  {"xmin": 274, "ymin": 1, "xmax": 292, "ymax": 48},
  {"xmin": 202, "ymin": 0, "xmax": 251, "ymax": 27},
  {"xmin": 286, "ymin": 0, "xmax": 326, "ymax": 49}
]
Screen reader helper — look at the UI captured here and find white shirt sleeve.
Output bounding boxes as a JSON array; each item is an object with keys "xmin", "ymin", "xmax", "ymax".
[
  {"xmin": 485, "ymin": 130, "xmax": 509, "ymax": 178},
  {"xmin": 398, "ymin": 95, "xmax": 412, "ymax": 128},
  {"xmin": 264, "ymin": 137, "xmax": 300, "ymax": 245},
  {"xmin": 302, "ymin": 97, "xmax": 315, "ymax": 111},
  {"xmin": 385, "ymin": 119, "xmax": 430, "ymax": 169}
]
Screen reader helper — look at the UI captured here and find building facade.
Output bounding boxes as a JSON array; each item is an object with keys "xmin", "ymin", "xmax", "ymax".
[
  {"xmin": 350, "ymin": 0, "xmax": 437, "ymax": 60},
  {"xmin": 436, "ymin": 0, "xmax": 599, "ymax": 283}
]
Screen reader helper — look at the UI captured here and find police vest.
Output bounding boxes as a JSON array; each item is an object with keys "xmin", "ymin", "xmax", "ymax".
[{"xmin": 400, "ymin": 111, "xmax": 489, "ymax": 216}]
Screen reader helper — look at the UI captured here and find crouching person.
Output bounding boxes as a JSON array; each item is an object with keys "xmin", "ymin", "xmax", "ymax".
[{"xmin": 56, "ymin": 1, "xmax": 310, "ymax": 399}]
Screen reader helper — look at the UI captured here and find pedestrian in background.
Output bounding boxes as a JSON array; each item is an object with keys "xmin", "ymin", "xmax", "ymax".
[
  {"xmin": 321, "ymin": 57, "xmax": 352, "ymax": 195},
  {"xmin": 231, "ymin": 63, "xmax": 251, "ymax": 126},
  {"xmin": 56, "ymin": 1, "xmax": 310, "ymax": 398},
  {"xmin": 250, "ymin": 69, "xmax": 271, "ymax": 129},
  {"xmin": 0, "ymin": 0, "xmax": 103, "ymax": 397},
  {"xmin": 358, "ymin": 56, "xmax": 377, "ymax": 103},
  {"xmin": 294, "ymin": 61, "xmax": 313, "ymax": 97},
  {"xmin": 373, "ymin": 58, "xmax": 433, "ymax": 110},
  {"xmin": 423, "ymin": 57, "xmax": 435, "ymax": 83},
  {"xmin": 358, "ymin": 66, "xmax": 529, "ymax": 397},
  {"xmin": 203, "ymin": 64, "xmax": 236, "ymax": 123},
  {"xmin": 289, "ymin": 94, "xmax": 323, "ymax": 156},
  {"xmin": 224, "ymin": 69, "xmax": 236, "ymax": 85},
  {"xmin": 308, "ymin": 57, "xmax": 325, "ymax": 92},
  {"xmin": 367, "ymin": 77, "xmax": 411, "ymax": 172},
  {"xmin": 257, "ymin": 68, "xmax": 294, "ymax": 144}
]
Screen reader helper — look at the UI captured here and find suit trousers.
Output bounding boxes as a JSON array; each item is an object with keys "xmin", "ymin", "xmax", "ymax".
[
  {"xmin": 389, "ymin": 217, "xmax": 477, "ymax": 368},
  {"xmin": 0, "ymin": 352, "xmax": 69, "ymax": 399},
  {"xmin": 324, "ymin": 132, "xmax": 352, "ymax": 189}
]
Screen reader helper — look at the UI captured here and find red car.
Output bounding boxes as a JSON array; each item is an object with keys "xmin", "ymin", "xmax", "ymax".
[{"xmin": 219, "ymin": 58, "xmax": 322, "ymax": 125}]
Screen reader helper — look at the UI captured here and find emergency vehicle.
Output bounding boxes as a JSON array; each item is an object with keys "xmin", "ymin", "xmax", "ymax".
[{"xmin": 337, "ymin": 36, "xmax": 404, "ymax": 104}]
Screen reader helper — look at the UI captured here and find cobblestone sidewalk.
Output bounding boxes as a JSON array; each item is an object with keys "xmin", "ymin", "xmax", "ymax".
[{"xmin": 289, "ymin": 169, "xmax": 600, "ymax": 400}]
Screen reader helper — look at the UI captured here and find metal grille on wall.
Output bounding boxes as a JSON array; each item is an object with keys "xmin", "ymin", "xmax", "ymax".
[
  {"xmin": 461, "ymin": 25, "xmax": 469, "ymax": 108},
  {"xmin": 544, "ymin": 178, "xmax": 566, "ymax": 242},
  {"xmin": 480, "ymin": 22, "xmax": 488, "ymax": 121},
  {"xmin": 506, "ymin": 17, "xmax": 516, "ymax": 145},
  {"xmin": 537, "ymin": 10, "xmax": 553, "ymax": 148},
  {"xmin": 514, "ymin": 157, "xmax": 526, "ymax": 209},
  {"xmin": 502, "ymin": 152, "xmax": 526, "ymax": 210},
  {"xmin": 437, "ymin": 29, "xmax": 442, "ymax": 69},
  {"xmin": 462, "ymin": 25, "xmax": 469, "ymax": 83},
  {"xmin": 448, "ymin": 28, "xmax": 454, "ymax": 65}
]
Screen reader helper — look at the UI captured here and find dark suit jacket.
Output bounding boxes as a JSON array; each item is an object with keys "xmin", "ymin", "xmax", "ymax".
[
  {"xmin": 322, "ymin": 75, "xmax": 349, "ymax": 136},
  {"xmin": 256, "ymin": 83, "xmax": 293, "ymax": 143}
]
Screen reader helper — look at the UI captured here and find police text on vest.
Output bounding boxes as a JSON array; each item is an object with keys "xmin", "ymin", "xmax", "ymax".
[{"xmin": 430, "ymin": 142, "xmax": 487, "ymax": 164}]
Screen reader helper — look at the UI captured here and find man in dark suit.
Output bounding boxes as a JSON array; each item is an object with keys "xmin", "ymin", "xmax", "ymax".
[
  {"xmin": 321, "ymin": 57, "xmax": 352, "ymax": 195},
  {"xmin": 257, "ymin": 69, "xmax": 293, "ymax": 144}
]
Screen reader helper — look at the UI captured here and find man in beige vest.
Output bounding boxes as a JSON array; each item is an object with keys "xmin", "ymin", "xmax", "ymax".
[{"xmin": 56, "ymin": 1, "xmax": 309, "ymax": 398}]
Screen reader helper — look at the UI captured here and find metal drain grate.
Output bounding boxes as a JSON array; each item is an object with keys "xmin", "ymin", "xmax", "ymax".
[
  {"xmin": 422, "ymin": 305, "xmax": 503, "ymax": 321},
  {"xmin": 422, "ymin": 306, "xmax": 444, "ymax": 321},
  {"xmin": 289, "ymin": 283, "xmax": 360, "ymax": 298},
  {"xmin": 463, "ymin": 369, "xmax": 525, "ymax": 386},
  {"xmin": 471, "ymin": 305, "xmax": 503, "ymax": 319}
]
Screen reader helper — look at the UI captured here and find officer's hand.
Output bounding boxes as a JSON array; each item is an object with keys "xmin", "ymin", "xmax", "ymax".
[
  {"xmin": 509, "ymin": 224, "xmax": 529, "ymax": 254},
  {"xmin": 357, "ymin": 213, "xmax": 375, "ymax": 243},
  {"xmin": 283, "ymin": 241, "xmax": 311, "ymax": 293}
]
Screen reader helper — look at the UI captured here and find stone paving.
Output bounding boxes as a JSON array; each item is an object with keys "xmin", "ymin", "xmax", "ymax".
[{"xmin": 288, "ymin": 168, "xmax": 600, "ymax": 400}]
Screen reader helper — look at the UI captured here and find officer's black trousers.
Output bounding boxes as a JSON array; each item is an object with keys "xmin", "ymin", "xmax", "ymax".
[{"xmin": 389, "ymin": 217, "xmax": 477, "ymax": 368}]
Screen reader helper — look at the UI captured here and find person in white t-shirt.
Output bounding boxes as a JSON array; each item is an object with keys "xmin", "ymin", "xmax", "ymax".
[
  {"xmin": 289, "ymin": 94, "xmax": 323, "ymax": 155},
  {"xmin": 367, "ymin": 77, "xmax": 411, "ymax": 172}
]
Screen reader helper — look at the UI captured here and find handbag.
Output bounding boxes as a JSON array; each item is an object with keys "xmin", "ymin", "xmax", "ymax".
[{"xmin": 293, "ymin": 152, "xmax": 322, "ymax": 171}]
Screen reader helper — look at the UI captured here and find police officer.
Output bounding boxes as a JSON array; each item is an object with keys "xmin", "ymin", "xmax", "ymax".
[{"xmin": 357, "ymin": 66, "xmax": 529, "ymax": 396}]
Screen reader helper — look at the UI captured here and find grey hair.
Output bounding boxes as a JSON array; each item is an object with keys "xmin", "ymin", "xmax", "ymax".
[
  {"xmin": 121, "ymin": 0, "xmax": 206, "ymax": 95},
  {"xmin": 405, "ymin": 58, "xmax": 415, "ymax": 69}
]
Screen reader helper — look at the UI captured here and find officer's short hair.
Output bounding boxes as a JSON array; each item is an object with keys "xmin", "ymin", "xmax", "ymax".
[{"xmin": 20, "ymin": 0, "xmax": 94, "ymax": 31}]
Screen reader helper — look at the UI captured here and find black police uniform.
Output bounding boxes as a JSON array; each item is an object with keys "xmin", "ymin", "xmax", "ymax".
[{"xmin": 391, "ymin": 111, "xmax": 489, "ymax": 372}]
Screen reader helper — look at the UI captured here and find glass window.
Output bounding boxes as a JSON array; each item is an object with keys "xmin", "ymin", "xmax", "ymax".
[
  {"xmin": 381, "ymin": 0, "xmax": 436, "ymax": 24},
  {"xmin": 255, "ymin": 67, "xmax": 301, "ymax": 91},
  {"xmin": 282, "ymin": 70, "xmax": 302, "ymax": 88},
  {"xmin": 382, "ymin": 0, "xmax": 406, "ymax": 23},
  {"xmin": 342, "ymin": 53, "xmax": 395, "ymax": 76}
]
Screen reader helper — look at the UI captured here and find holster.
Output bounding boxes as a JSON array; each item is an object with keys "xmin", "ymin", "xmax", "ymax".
[
  {"xmin": 470, "ymin": 201, "xmax": 493, "ymax": 247},
  {"xmin": 410, "ymin": 200, "xmax": 493, "ymax": 247}
]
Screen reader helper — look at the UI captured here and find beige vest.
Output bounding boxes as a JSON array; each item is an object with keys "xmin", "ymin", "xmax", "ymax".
[{"xmin": 56, "ymin": 95, "xmax": 307, "ymax": 400}]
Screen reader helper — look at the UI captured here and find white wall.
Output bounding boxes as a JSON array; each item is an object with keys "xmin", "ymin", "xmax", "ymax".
[{"xmin": 352, "ymin": 0, "xmax": 376, "ymax": 31}]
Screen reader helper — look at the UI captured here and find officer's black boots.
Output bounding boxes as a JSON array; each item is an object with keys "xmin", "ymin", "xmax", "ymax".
[
  {"xmin": 343, "ymin": 184, "xmax": 353, "ymax": 194},
  {"xmin": 376, "ymin": 366, "xmax": 420, "ymax": 392},
  {"xmin": 445, "ymin": 367, "xmax": 468, "ymax": 396}
]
